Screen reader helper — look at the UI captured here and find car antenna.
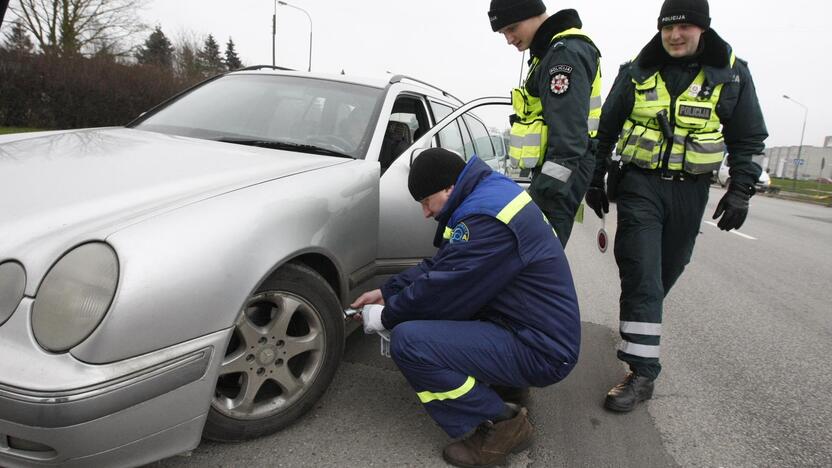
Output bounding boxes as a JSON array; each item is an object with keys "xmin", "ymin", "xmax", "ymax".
[{"xmin": 518, "ymin": 50, "xmax": 526, "ymax": 87}]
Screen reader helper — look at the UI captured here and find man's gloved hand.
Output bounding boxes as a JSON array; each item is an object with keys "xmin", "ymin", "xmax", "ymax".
[
  {"xmin": 361, "ymin": 304, "xmax": 386, "ymax": 334},
  {"xmin": 712, "ymin": 182, "xmax": 754, "ymax": 231},
  {"xmin": 585, "ymin": 186, "xmax": 609, "ymax": 219}
]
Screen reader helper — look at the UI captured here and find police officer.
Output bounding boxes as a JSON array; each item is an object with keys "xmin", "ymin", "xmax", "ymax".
[
  {"xmin": 488, "ymin": 0, "xmax": 602, "ymax": 247},
  {"xmin": 585, "ymin": 0, "xmax": 767, "ymax": 412},
  {"xmin": 351, "ymin": 148, "xmax": 581, "ymax": 467}
]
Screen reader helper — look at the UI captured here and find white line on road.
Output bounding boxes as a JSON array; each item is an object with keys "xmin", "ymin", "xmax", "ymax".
[{"xmin": 704, "ymin": 221, "xmax": 757, "ymax": 240}]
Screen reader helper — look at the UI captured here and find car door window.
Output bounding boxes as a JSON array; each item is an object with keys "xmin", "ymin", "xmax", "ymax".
[
  {"xmin": 379, "ymin": 95, "xmax": 430, "ymax": 173},
  {"xmin": 429, "ymin": 100, "xmax": 453, "ymax": 121},
  {"xmin": 459, "ymin": 118, "xmax": 475, "ymax": 159},
  {"xmin": 463, "ymin": 114, "xmax": 496, "ymax": 161},
  {"xmin": 434, "ymin": 120, "xmax": 466, "ymax": 158}
]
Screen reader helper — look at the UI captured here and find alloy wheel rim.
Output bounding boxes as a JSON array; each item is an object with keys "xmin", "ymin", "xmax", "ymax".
[{"xmin": 212, "ymin": 290, "xmax": 326, "ymax": 420}]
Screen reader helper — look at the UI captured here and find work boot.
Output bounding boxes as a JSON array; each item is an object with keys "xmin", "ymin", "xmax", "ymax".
[
  {"xmin": 442, "ymin": 407, "xmax": 534, "ymax": 468},
  {"xmin": 491, "ymin": 385, "xmax": 530, "ymax": 406},
  {"xmin": 604, "ymin": 372, "xmax": 654, "ymax": 412}
]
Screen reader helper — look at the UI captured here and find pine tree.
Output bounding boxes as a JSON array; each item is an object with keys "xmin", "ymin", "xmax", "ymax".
[
  {"xmin": 2, "ymin": 21, "xmax": 35, "ymax": 54},
  {"xmin": 224, "ymin": 37, "xmax": 242, "ymax": 70},
  {"xmin": 198, "ymin": 34, "xmax": 224, "ymax": 75},
  {"xmin": 177, "ymin": 43, "xmax": 203, "ymax": 81},
  {"xmin": 136, "ymin": 26, "xmax": 174, "ymax": 68}
]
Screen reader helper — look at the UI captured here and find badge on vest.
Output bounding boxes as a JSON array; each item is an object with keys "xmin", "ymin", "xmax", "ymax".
[
  {"xmin": 550, "ymin": 64, "xmax": 572, "ymax": 96},
  {"xmin": 449, "ymin": 222, "xmax": 470, "ymax": 244},
  {"xmin": 678, "ymin": 104, "xmax": 712, "ymax": 120}
]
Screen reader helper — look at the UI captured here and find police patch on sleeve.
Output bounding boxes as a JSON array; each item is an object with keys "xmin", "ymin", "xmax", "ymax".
[
  {"xmin": 549, "ymin": 64, "xmax": 573, "ymax": 96},
  {"xmin": 449, "ymin": 222, "xmax": 470, "ymax": 244}
]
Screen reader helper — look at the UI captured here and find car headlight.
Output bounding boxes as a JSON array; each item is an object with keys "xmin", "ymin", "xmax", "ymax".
[
  {"xmin": 32, "ymin": 243, "xmax": 119, "ymax": 352},
  {"xmin": 0, "ymin": 262, "xmax": 26, "ymax": 326}
]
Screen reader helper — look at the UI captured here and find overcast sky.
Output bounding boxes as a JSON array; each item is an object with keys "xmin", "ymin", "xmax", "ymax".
[{"xmin": 139, "ymin": 0, "xmax": 830, "ymax": 149}]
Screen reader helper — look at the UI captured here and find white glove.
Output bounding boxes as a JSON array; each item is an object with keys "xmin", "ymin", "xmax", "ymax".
[{"xmin": 361, "ymin": 304, "xmax": 386, "ymax": 334}]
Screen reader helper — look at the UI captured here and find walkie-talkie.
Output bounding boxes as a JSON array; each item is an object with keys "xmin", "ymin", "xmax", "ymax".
[{"xmin": 656, "ymin": 109, "xmax": 674, "ymax": 140}]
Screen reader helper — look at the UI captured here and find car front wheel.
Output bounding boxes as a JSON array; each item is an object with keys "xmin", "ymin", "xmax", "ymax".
[{"xmin": 203, "ymin": 263, "xmax": 344, "ymax": 442}]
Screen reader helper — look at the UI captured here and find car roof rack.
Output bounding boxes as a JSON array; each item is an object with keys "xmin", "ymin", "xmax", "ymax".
[
  {"xmin": 237, "ymin": 65, "xmax": 296, "ymax": 72},
  {"xmin": 388, "ymin": 75, "xmax": 463, "ymax": 104}
]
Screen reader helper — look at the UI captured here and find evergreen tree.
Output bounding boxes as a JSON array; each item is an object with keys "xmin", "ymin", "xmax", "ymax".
[
  {"xmin": 198, "ymin": 34, "xmax": 224, "ymax": 75},
  {"xmin": 136, "ymin": 26, "xmax": 174, "ymax": 68},
  {"xmin": 2, "ymin": 20, "xmax": 35, "ymax": 54},
  {"xmin": 224, "ymin": 37, "xmax": 242, "ymax": 70},
  {"xmin": 177, "ymin": 42, "xmax": 203, "ymax": 81}
]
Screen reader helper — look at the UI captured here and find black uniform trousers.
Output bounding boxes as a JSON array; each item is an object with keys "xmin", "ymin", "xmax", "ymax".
[
  {"xmin": 613, "ymin": 168, "xmax": 710, "ymax": 380},
  {"xmin": 533, "ymin": 150, "xmax": 596, "ymax": 248}
]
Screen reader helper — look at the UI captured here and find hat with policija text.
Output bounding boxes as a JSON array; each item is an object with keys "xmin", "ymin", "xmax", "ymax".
[
  {"xmin": 658, "ymin": 0, "xmax": 711, "ymax": 30},
  {"xmin": 488, "ymin": 0, "xmax": 546, "ymax": 32},
  {"xmin": 408, "ymin": 148, "xmax": 466, "ymax": 201}
]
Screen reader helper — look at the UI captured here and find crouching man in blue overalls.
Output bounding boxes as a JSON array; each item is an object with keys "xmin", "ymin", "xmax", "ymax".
[{"xmin": 351, "ymin": 148, "xmax": 581, "ymax": 467}]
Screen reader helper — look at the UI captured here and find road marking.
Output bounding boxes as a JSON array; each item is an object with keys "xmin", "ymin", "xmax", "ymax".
[{"xmin": 704, "ymin": 221, "xmax": 757, "ymax": 240}]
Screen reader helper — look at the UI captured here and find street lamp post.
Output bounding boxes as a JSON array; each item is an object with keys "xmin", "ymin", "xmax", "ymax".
[
  {"xmin": 271, "ymin": 0, "xmax": 277, "ymax": 66},
  {"xmin": 278, "ymin": 1, "xmax": 312, "ymax": 72},
  {"xmin": 783, "ymin": 95, "xmax": 808, "ymax": 193}
]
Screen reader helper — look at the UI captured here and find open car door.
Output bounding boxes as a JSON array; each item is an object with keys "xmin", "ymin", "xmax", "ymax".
[{"xmin": 377, "ymin": 96, "xmax": 518, "ymax": 273}]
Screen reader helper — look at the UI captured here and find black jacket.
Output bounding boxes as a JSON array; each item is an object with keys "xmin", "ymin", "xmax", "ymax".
[
  {"xmin": 595, "ymin": 29, "xmax": 767, "ymax": 186},
  {"xmin": 526, "ymin": 9, "xmax": 601, "ymax": 173}
]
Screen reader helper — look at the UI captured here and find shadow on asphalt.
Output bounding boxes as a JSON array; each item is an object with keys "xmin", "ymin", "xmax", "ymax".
[{"xmin": 149, "ymin": 322, "xmax": 677, "ymax": 467}]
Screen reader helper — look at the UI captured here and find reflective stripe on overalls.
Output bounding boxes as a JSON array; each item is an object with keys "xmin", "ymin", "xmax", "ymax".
[
  {"xmin": 444, "ymin": 191, "xmax": 534, "ymax": 241},
  {"xmin": 508, "ymin": 28, "xmax": 602, "ymax": 169},
  {"xmin": 410, "ymin": 190, "xmax": 535, "ymax": 407},
  {"xmin": 616, "ymin": 53, "xmax": 736, "ymax": 175}
]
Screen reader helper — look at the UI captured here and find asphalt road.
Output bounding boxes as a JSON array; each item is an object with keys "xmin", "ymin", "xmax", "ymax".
[{"xmin": 151, "ymin": 187, "xmax": 831, "ymax": 467}]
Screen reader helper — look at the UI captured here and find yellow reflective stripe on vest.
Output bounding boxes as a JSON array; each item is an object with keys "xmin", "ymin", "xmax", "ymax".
[
  {"xmin": 417, "ymin": 376, "xmax": 476, "ymax": 404},
  {"xmin": 618, "ymin": 55, "xmax": 735, "ymax": 174},
  {"xmin": 508, "ymin": 28, "xmax": 602, "ymax": 168},
  {"xmin": 496, "ymin": 191, "xmax": 532, "ymax": 224}
]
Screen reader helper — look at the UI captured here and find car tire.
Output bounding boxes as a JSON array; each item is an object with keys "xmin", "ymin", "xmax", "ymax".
[{"xmin": 203, "ymin": 262, "xmax": 344, "ymax": 442}]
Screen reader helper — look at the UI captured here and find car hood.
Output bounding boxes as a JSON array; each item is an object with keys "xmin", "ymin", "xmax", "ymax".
[{"xmin": 0, "ymin": 128, "xmax": 348, "ymax": 262}]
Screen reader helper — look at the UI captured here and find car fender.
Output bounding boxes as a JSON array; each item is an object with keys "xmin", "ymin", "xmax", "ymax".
[{"xmin": 72, "ymin": 160, "xmax": 380, "ymax": 364}]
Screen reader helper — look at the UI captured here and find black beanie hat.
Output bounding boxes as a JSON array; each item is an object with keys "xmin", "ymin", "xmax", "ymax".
[
  {"xmin": 657, "ymin": 0, "xmax": 711, "ymax": 30},
  {"xmin": 408, "ymin": 149, "xmax": 467, "ymax": 201},
  {"xmin": 488, "ymin": 0, "xmax": 547, "ymax": 32}
]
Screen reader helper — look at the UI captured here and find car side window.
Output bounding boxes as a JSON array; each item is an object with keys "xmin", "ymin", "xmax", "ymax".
[
  {"xmin": 463, "ymin": 115, "xmax": 496, "ymax": 161},
  {"xmin": 435, "ymin": 120, "xmax": 467, "ymax": 158},
  {"xmin": 429, "ymin": 100, "xmax": 453, "ymax": 121},
  {"xmin": 458, "ymin": 118, "xmax": 474, "ymax": 159},
  {"xmin": 379, "ymin": 95, "xmax": 431, "ymax": 173}
]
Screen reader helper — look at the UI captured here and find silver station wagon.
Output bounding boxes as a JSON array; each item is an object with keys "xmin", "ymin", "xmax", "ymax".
[{"xmin": 0, "ymin": 66, "xmax": 513, "ymax": 467}]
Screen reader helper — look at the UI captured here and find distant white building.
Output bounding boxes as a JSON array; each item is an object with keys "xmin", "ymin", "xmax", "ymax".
[{"xmin": 764, "ymin": 144, "xmax": 831, "ymax": 180}]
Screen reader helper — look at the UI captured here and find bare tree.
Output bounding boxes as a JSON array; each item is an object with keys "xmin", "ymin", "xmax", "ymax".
[
  {"xmin": 10, "ymin": 0, "xmax": 147, "ymax": 57},
  {"xmin": 172, "ymin": 31, "xmax": 205, "ymax": 82},
  {"xmin": 2, "ymin": 19, "xmax": 33, "ymax": 53}
]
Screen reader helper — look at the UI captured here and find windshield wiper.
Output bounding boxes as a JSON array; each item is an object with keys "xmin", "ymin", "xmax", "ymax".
[{"xmin": 217, "ymin": 137, "xmax": 353, "ymax": 159}]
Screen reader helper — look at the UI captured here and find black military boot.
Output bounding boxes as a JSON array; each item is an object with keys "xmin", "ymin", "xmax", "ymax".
[
  {"xmin": 442, "ymin": 407, "xmax": 534, "ymax": 467},
  {"xmin": 604, "ymin": 372, "xmax": 654, "ymax": 412},
  {"xmin": 491, "ymin": 385, "xmax": 530, "ymax": 406}
]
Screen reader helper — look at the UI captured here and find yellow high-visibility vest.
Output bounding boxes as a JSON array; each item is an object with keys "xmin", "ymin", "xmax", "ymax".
[
  {"xmin": 508, "ymin": 28, "xmax": 602, "ymax": 169},
  {"xmin": 616, "ymin": 53, "xmax": 737, "ymax": 174}
]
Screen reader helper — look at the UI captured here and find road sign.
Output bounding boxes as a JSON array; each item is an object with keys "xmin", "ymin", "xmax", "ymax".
[{"xmin": 793, "ymin": 159, "xmax": 806, "ymax": 166}]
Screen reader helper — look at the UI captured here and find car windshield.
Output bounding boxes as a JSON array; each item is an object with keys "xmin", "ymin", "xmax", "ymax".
[{"xmin": 132, "ymin": 74, "xmax": 384, "ymax": 159}]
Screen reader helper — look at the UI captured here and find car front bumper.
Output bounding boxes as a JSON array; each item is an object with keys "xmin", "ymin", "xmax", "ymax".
[{"xmin": 0, "ymin": 299, "xmax": 232, "ymax": 467}]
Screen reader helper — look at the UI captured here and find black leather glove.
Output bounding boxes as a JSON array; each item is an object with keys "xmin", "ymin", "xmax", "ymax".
[
  {"xmin": 712, "ymin": 182, "xmax": 754, "ymax": 231},
  {"xmin": 585, "ymin": 186, "xmax": 609, "ymax": 219}
]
